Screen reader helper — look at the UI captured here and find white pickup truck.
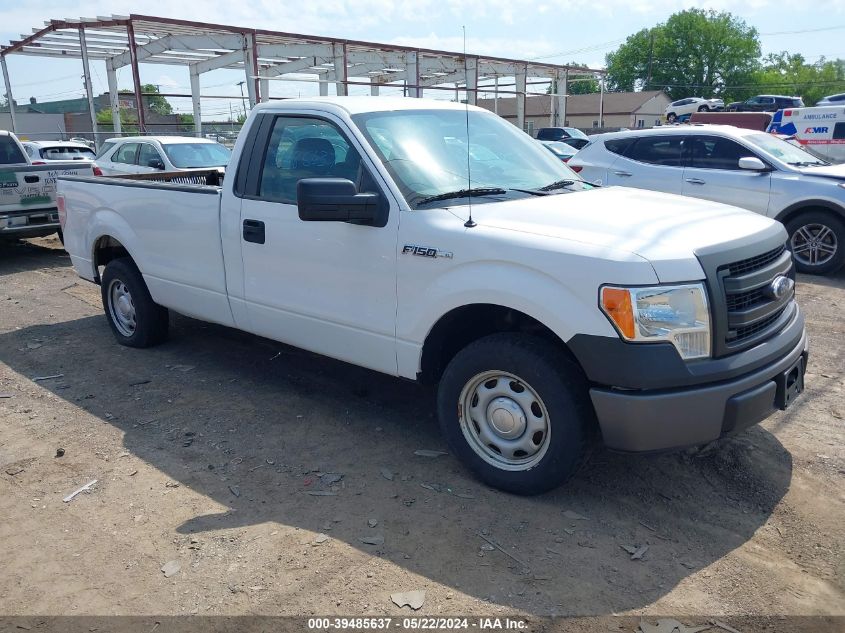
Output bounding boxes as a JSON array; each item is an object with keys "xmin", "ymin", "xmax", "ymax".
[
  {"xmin": 59, "ymin": 97, "xmax": 808, "ymax": 494},
  {"xmin": 1, "ymin": 130, "xmax": 93, "ymax": 241}
]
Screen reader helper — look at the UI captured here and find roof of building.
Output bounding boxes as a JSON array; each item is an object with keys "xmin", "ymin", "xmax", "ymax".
[{"xmin": 477, "ymin": 90, "xmax": 670, "ymax": 118}]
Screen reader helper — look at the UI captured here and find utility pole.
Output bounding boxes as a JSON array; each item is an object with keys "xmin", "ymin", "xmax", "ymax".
[
  {"xmin": 236, "ymin": 81, "xmax": 247, "ymax": 117},
  {"xmin": 645, "ymin": 29, "xmax": 654, "ymax": 91}
]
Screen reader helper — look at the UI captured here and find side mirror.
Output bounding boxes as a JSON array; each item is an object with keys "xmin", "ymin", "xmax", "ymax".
[
  {"xmin": 738, "ymin": 156, "xmax": 768, "ymax": 172},
  {"xmin": 297, "ymin": 178, "xmax": 379, "ymax": 224},
  {"xmin": 148, "ymin": 158, "xmax": 165, "ymax": 170}
]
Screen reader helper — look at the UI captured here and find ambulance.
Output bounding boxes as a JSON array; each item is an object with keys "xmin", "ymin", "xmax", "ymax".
[{"xmin": 768, "ymin": 106, "xmax": 845, "ymax": 163}]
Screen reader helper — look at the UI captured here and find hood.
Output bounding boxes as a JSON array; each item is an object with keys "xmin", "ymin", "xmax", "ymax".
[
  {"xmin": 449, "ymin": 186, "xmax": 783, "ymax": 282},
  {"xmin": 796, "ymin": 163, "xmax": 845, "ymax": 180}
]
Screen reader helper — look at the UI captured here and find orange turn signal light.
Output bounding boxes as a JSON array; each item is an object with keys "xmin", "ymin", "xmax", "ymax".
[{"xmin": 601, "ymin": 287, "xmax": 635, "ymax": 339}]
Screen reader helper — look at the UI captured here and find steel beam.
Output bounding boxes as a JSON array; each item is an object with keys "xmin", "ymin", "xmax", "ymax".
[
  {"xmin": 244, "ymin": 33, "xmax": 258, "ymax": 106},
  {"xmin": 332, "ymin": 43, "xmax": 347, "ymax": 96},
  {"xmin": 126, "ymin": 21, "xmax": 145, "ymax": 133},
  {"xmin": 109, "ymin": 33, "xmax": 245, "ymax": 69},
  {"xmin": 465, "ymin": 56, "xmax": 478, "ymax": 105},
  {"xmin": 190, "ymin": 66, "xmax": 202, "ymax": 136},
  {"xmin": 105, "ymin": 58, "xmax": 122, "ymax": 134},
  {"xmin": 515, "ymin": 65, "xmax": 527, "ymax": 132},
  {"xmin": 0, "ymin": 55, "xmax": 15, "ymax": 133},
  {"xmin": 78, "ymin": 27, "xmax": 99, "ymax": 146},
  {"xmin": 405, "ymin": 51, "xmax": 420, "ymax": 97},
  {"xmin": 192, "ymin": 49, "xmax": 244, "ymax": 74}
]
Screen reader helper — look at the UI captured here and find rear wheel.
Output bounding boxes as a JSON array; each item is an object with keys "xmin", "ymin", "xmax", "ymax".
[
  {"xmin": 786, "ymin": 212, "xmax": 845, "ymax": 275},
  {"xmin": 697, "ymin": 105, "xmax": 709, "ymax": 112},
  {"xmin": 667, "ymin": 112, "xmax": 677, "ymax": 123},
  {"xmin": 101, "ymin": 257, "xmax": 169, "ymax": 347},
  {"xmin": 437, "ymin": 333, "xmax": 593, "ymax": 495}
]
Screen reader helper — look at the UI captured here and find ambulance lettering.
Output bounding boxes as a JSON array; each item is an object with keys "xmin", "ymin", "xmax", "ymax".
[{"xmin": 804, "ymin": 127, "xmax": 829, "ymax": 134}]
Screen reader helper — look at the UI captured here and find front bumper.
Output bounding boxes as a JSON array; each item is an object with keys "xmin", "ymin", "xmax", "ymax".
[{"xmin": 588, "ymin": 316, "xmax": 808, "ymax": 452}]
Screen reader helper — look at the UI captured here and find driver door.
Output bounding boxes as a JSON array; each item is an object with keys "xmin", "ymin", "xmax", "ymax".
[{"xmin": 238, "ymin": 114, "xmax": 400, "ymax": 375}]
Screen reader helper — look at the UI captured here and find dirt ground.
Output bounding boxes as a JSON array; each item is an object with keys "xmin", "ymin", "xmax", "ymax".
[{"xmin": 0, "ymin": 236, "xmax": 843, "ymax": 624}]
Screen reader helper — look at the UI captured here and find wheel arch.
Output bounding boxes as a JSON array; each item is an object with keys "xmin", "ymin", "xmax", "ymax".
[
  {"xmin": 418, "ymin": 303, "xmax": 582, "ymax": 384},
  {"xmin": 774, "ymin": 199, "xmax": 845, "ymax": 226},
  {"xmin": 91, "ymin": 234, "xmax": 133, "ymax": 283}
]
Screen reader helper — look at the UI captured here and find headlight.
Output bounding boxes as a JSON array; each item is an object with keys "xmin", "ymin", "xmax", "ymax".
[{"xmin": 600, "ymin": 284, "xmax": 711, "ymax": 360}]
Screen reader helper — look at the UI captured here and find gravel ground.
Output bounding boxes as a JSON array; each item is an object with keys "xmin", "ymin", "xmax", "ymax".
[{"xmin": 0, "ymin": 236, "xmax": 843, "ymax": 624}]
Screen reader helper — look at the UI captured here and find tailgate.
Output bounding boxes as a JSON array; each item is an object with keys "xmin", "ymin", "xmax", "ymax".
[{"xmin": 0, "ymin": 162, "xmax": 93, "ymax": 215}]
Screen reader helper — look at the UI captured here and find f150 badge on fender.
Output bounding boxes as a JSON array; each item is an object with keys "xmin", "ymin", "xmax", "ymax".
[{"xmin": 402, "ymin": 244, "xmax": 453, "ymax": 259}]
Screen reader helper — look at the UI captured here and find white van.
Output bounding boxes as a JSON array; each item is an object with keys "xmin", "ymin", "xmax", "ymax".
[{"xmin": 768, "ymin": 106, "xmax": 845, "ymax": 163}]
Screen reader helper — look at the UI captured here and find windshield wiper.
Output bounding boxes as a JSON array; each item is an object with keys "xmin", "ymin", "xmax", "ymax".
[
  {"xmin": 788, "ymin": 160, "xmax": 830, "ymax": 167},
  {"xmin": 415, "ymin": 187, "xmax": 507, "ymax": 206},
  {"xmin": 538, "ymin": 179, "xmax": 578, "ymax": 192}
]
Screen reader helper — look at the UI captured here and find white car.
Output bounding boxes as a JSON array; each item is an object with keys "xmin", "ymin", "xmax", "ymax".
[
  {"xmin": 665, "ymin": 97, "xmax": 725, "ymax": 122},
  {"xmin": 22, "ymin": 140, "xmax": 96, "ymax": 164},
  {"xmin": 58, "ymin": 97, "xmax": 808, "ymax": 494},
  {"xmin": 815, "ymin": 93, "xmax": 845, "ymax": 106},
  {"xmin": 94, "ymin": 136, "xmax": 231, "ymax": 175},
  {"xmin": 568, "ymin": 125, "xmax": 845, "ymax": 274}
]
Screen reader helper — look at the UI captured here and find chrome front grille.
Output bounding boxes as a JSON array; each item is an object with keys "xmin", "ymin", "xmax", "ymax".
[{"xmin": 697, "ymin": 237, "xmax": 796, "ymax": 358}]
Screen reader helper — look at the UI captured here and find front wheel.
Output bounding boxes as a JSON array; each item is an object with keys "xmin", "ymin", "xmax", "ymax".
[
  {"xmin": 786, "ymin": 212, "xmax": 845, "ymax": 275},
  {"xmin": 101, "ymin": 257, "xmax": 169, "ymax": 347},
  {"xmin": 697, "ymin": 105, "xmax": 709, "ymax": 112},
  {"xmin": 437, "ymin": 333, "xmax": 593, "ymax": 495}
]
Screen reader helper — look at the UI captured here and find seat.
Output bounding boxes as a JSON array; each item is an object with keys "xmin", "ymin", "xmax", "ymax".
[{"xmin": 290, "ymin": 137, "xmax": 336, "ymax": 175}]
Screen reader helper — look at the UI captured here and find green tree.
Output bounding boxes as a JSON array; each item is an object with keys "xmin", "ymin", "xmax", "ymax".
[
  {"xmin": 95, "ymin": 107, "xmax": 139, "ymax": 134},
  {"xmin": 752, "ymin": 53, "xmax": 845, "ymax": 106},
  {"xmin": 605, "ymin": 9, "xmax": 760, "ymax": 100},
  {"xmin": 117, "ymin": 84, "xmax": 173, "ymax": 115},
  {"xmin": 546, "ymin": 64, "xmax": 599, "ymax": 95}
]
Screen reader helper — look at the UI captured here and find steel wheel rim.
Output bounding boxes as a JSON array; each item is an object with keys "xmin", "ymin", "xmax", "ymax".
[
  {"xmin": 107, "ymin": 279, "xmax": 136, "ymax": 337},
  {"xmin": 458, "ymin": 370, "xmax": 551, "ymax": 471},
  {"xmin": 790, "ymin": 223, "xmax": 838, "ymax": 267}
]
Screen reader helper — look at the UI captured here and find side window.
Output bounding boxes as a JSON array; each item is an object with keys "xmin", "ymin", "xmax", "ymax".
[
  {"xmin": 832, "ymin": 94, "xmax": 845, "ymax": 103},
  {"xmin": 0, "ymin": 136, "xmax": 27, "ymax": 165},
  {"xmin": 687, "ymin": 136, "xmax": 755, "ymax": 170},
  {"xmin": 113, "ymin": 143, "xmax": 139, "ymax": 164},
  {"xmin": 833, "ymin": 123, "xmax": 845, "ymax": 141},
  {"xmin": 258, "ymin": 117, "xmax": 362, "ymax": 203},
  {"xmin": 604, "ymin": 137, "xmax": 635, "ymax": 156},
  {"xmin": 625, "ymin": 136, "xmax": 684, "ymax": 167},
  {"xmin": 138, "ymin": 144, "xmax": 163, "ymax": 168}
]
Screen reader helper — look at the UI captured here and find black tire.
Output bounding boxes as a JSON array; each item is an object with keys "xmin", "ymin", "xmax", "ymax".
[
  {"xmin": 667, "ymin": 112, "xmax": 677, "ymax": 122},
  {"xmin": 436, "ymin": 333, "xmax": 594, "ymax": 495},
  {"xmin": 100, "ymin": 257, "xmax": 169, "ymax": 347},
  {"xmin": 785, "ymin": 211, "xmax": 845, "ymax": 275},
  {"xmin": 697, "ymin": 105, "xmax": 709, "ymax": 112}
]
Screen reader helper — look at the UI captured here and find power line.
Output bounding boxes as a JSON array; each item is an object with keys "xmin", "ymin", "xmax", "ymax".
[{"xmin": 760, "ymin": 25, "xmax": 845, "ymax": 36}]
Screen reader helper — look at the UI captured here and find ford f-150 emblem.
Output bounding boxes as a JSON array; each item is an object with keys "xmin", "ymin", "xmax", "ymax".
[{"xmin": 765, "ymin": 275, "xmax": 794, "ymax": 300}]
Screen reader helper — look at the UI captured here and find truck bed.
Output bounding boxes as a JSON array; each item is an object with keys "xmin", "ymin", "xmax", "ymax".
[{"xmin": 59, "ymin": 172, "xmax": 233, "ymax": 327}]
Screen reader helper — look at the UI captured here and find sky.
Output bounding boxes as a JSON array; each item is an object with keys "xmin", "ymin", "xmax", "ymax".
[{"xmin": 1, "ymin": 0, "xmax": 844, "ymax": 122}]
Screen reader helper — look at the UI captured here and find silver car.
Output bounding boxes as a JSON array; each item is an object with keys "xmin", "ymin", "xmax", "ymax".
[
  {"xmin": 816, "ymin": 93, "xmax": 845, "ymax": 106},
  {"xmin": 569, "ymin": 125, "xmax": 845, "ymax": 274}
]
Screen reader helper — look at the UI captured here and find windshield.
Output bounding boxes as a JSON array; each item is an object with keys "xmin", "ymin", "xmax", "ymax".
[
  {"xmin": 351, "ymin": 109, "xmax": 588, "ymax": 208},
  {"xmin": 161, "ymin": 142, "xmax": 231, "ymax": 169},
  {"xmin": 565, "ymin": 127, "xmax": 589, "ymax": 140},
  {"xmin": 543, "ymin": 141, "xmax": 577, "ymax": 158},
  {"xmin": 745, "ymin": 133, "xmax": 829, "ymax": 166}
]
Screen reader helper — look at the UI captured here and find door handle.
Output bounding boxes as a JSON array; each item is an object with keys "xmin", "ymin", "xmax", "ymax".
[
  {"xmin": 24, "ymin": 175, "xmax": 40, "ymax": 183},
  {"xmin": 613, "ymin": 171, "xmax": 632, "ymax": 177},
  {"xmin": 685, "ymin": 178, "xmax": 706, "ymax": 185},
  {"xmin": 243, "ymin": 219, "xmax": 265, "ymax": 244}
]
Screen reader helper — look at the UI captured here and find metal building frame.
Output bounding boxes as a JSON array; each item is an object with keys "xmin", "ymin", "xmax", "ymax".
[{"xmin": 1, "ymin": 14, "xmax": 605, "ymax": 139}]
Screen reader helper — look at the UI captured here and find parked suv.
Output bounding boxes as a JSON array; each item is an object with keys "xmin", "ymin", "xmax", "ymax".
[
  {"xmin": 726, "ymin": 95, "xmax": 804, "ymax": 112},
  {"xmin": 568, "ymin": 125, "xmax": 845, "ymax": 274},
  {"xmin": 665, "ymin": 97, "xmax": 724, "ymax": 122},
  {"xmin": 816, "ymin": 93, "xmax": 845, "ymax": 106},
  {"xmin": 536, "ymin": 127, "xmax": 590, "ymax": 149}
]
